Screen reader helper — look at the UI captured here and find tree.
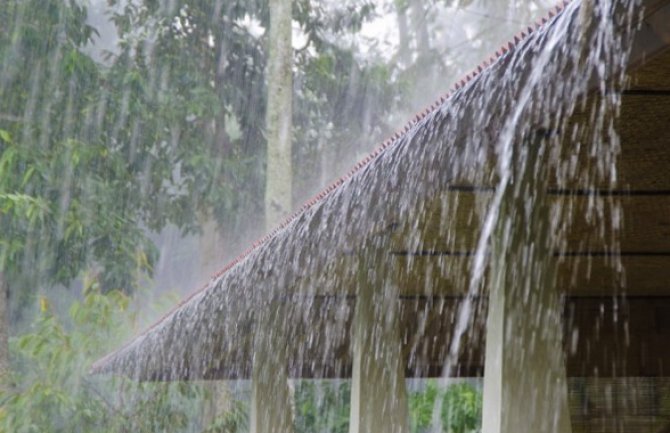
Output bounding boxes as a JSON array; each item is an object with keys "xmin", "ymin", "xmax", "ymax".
[
  {"xmin": 0, "ymin": 0, "xmax": 525, "ymax": 430},
  {"xmin": 101, "ymin": 2, "xmax": 396, "ymax": 430},
  {"xmin": 409, "ymin": 380, "xmax": 439, "ymax": 433},
  {"xmin": 294, "ymin": 380, "xmax": 350, "ymax": 433},
  {"xmin": 264, "ymin": 0, "xmax": 294, "ymax": 229},
  {"xmin": 105, "ymin": 0, "xmax": 395, "ymax": 240},
  {"xmin": 0, "ymin": 0, "xmax": 159, "ymax": 376},
  {"xmin": 0, "ymin": 288, "xmax": 220, "ymax": 432},
  {"xmin": 441, "ymin": 383, "xmax": 482, "ymax": 433}
]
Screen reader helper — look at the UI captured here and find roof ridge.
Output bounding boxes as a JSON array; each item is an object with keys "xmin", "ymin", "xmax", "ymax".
[{"xmin": 90, "ymin": 0, "xmax": 572, "ymax": 373}]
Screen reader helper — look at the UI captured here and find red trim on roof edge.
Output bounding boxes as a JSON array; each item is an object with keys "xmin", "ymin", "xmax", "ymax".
[{"xmin": 91, "ymin": 0, "xmax": 572, "ymax": 373}]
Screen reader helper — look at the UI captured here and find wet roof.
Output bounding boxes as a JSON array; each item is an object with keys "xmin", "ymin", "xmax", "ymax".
[{"xmin": 91, "ymin": 0, "xmax": 670, "ymax": 381}]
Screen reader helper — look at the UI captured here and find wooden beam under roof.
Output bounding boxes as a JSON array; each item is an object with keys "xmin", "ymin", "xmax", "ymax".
[
  {"xmin": 180, "ymin": 296, "xmax": 670, "ymax": 380},
  {"xmin": 385, "ymin": 63, "xmax": 670, "ymax": 298}
]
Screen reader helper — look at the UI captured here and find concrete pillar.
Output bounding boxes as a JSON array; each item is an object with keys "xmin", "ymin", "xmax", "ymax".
[
  {"xmin": 482, "ymin": 134, "xmax": 572, "ymax": 433},
  {"xmin": 250, "ymin": 305, "xmax": 294, "ymax": 433},
  {"xmin": 349, "ymin": 253, "xmax": 410, "ymax": 433}
]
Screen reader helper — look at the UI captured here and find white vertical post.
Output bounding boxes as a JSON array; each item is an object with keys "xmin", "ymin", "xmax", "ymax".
[
  {"xmin": 482, "ymin": 255, "xmax": 572, "ymax": 433},
  {"xmin": 482, "ymin": 135, "xmax": 572, "ymax": 433},
  {"xmin": 349, "ymin": 252, "xmax": 410, "ymax": 433},
  {"xmin": 250, "ymin": 305, "xmax": 294, "ymax": 433}
]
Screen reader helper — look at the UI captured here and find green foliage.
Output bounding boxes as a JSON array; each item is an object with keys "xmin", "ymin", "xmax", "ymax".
[
  {"xmin": 0, "ymin": 0, "xmax": 490, "ymax": 431},
  {"xmin": 294, "ymin": 380, "xmax": 350, "ymax": 433},
  {"xmin": 0, "ymin": 290, "xmax": 227, "ymax": 433},
  {"xmin": 1, "ymin": 292, "xmax": 123, "ymax": 432},
  {"xmin": 1, "ymin": 288, "xmax": 482, "ymax": 433},
  {"xmin": 409, "ymin": 379, "xmax": 439, "ymax": 432},
  {"xmin": 409, "ymin": 380, "xmax": 482, "ymax": 433},
  {"xmin": 202, "ymin": 400, "xmax": 249, "ymax": 433},
  {"xmin": 0, "ymin": 0, "xmax": 163, "ymax": 311},
  {"xmin": 441, "ymin": 383, "xmax": 482, "ymax": 433},
  {"xmin": 108, "ymin": 0, "xmax": 397, "ymax": 221},
  {"xmin": 293, "ymin": 379, "xmax": 482, "ymax": 433},
  {"xmin": 0, "ymin": 0, "xmax": 399, "ymax": 317}
]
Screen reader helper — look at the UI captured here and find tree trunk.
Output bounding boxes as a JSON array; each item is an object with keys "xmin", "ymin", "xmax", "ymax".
[
  {"xmin": 264, "ymin": 0, "xmax": 293, "ymax": 230},
  {"xmin": 409, "ymin": 0, "xmax": 430, "ymax": 58},
  {"xmin": 197, "ymin": 217, "xmax": 233, "ymax": 430},
  {"xmin": 254, "ymin": 2, "xmax": 295, "ymax": 431},
  {"xmin": 396, "ymin": 4, "xmax": 411, "ymax": 65}
]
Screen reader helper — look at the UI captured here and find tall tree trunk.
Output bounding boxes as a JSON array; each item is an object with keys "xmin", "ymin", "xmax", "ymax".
[
  {"xmin": 409, "ymin": 0, "xmax": 430, "ymax": 58},
  {"xmin": 396, "ymin": 3, "xmax": 411, "ymax": 65},
  {"xmin": 255, "ymin": 2, "xmax": 295, "ymax": 432},
  {"xmin": 0, "ymin": 271, "xmax": 9, "ymax": 385},
  {"xmin": 197, "ymin": 217, "xmax": 233, "ymax": 430},
  {"xmin": 265, "ymin": 0, "xmax": 293, "ymax": 230}
]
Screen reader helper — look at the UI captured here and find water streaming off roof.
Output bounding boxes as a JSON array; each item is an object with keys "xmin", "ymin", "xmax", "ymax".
[{"xmin": 3, "ymin": 0, "xmax": 670, "ymax": 432}]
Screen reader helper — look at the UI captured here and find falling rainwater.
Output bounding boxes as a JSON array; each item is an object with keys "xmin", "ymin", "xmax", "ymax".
[
  {"xmin": 96, "ymin": 0, "xmax": 649, "ymax": 418},
  {"xmin": 3, "ymin": 0, "xmax": 669, "ymax": 432}
]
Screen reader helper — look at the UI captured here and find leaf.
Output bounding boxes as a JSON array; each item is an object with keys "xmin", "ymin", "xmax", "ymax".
[
  {"xmin": 21, "ymin": 166, "xmax": 36, "ymax": 187},
  {"xmin": 39, "ymin": 296, "xmax": 49, "ymax": 313},
  {"xmin": 0, "ymin": 129, "xmax": 11, "ymax": 144}
]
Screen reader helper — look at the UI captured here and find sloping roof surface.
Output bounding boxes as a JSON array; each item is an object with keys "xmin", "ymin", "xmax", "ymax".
[{"xmin": 91, "ymin": 0, "xmax": 670, "ymax": 380}]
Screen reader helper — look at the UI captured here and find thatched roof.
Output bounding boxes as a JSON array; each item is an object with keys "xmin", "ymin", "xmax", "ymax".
[{"xmin": 92, "ymin": 0, "xmax": 670, "ymax": 381}]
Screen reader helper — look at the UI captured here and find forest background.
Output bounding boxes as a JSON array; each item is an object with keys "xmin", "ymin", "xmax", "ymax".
[{"xmin": 0, "ymin": 0, "xmax": 550, "ymax": 431}]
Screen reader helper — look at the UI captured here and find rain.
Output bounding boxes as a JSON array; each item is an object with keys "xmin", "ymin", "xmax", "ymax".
[{"xmin": 1, "ymin": 0, "xmax": 669, "ymax": 432}]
